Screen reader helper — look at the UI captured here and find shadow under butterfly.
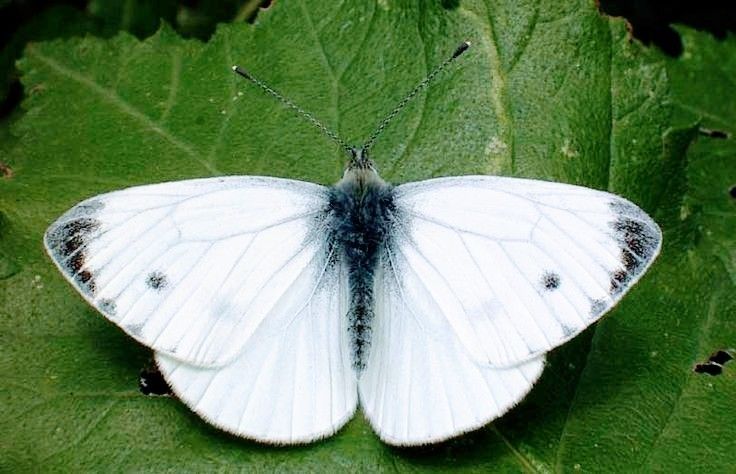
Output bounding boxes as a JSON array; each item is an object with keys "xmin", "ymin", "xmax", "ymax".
[{"xmin": 44, "ymin": 41, "xmax": 662, "ymax": 446}]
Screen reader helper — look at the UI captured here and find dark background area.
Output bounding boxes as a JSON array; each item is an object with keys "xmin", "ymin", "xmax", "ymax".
[{"xmin": 0, "ymin": 0, "xmax": 734, "ymax": 125}]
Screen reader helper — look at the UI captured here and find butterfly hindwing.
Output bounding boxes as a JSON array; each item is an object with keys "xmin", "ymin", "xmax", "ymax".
[
  {"xmin": 388, "ymin": 176, "xmax": 662, "ymax": 368},
  {"xmin": 44, "ymin": 176, "xmax": 331, "ymax": 367},
  {"xmin": 359, "ymin": 257, "xmax": 545, "ymax": 445},
  {"xmin": 156, "ymin": 254, "xmax": 357, "ymax": 443}
]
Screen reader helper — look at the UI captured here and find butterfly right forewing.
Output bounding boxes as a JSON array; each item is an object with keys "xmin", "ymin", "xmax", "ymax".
[{"xmin": 384, "ymin": 175, "xmax": 662, "ymax": 368}]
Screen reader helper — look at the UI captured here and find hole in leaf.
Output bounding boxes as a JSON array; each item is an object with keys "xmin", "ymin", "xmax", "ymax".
[
  {"xmin": 709, "ymin": 349, "xmax": 734, "ymax": 365},
  {"xmin": 598, "ymin": 0, "xmax": 736, "ymax": 57},
  {"xmin": 694, "ymin": 363, "xmax": 723, "ymax": 376},
  {"xmin": 699, "ymin": 127, "xmax": 730, "ymax": 139},
  {"xmin": 139, "ymin": 367, "xmax": 172, "ymax": 396},
  {"xmin": 693, "ymin": 349, "xmax": 734, "ymax": 376}
]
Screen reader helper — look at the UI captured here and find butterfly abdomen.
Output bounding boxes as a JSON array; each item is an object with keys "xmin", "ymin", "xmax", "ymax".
[{"xmin": 328, "ymin": 172, "xmax": 395, "ymax": 372}]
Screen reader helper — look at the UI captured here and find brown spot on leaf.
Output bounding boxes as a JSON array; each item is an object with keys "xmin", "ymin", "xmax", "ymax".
[{"xmin": 0, "ymin": 162, "xmax": 12, "ymax": 179}]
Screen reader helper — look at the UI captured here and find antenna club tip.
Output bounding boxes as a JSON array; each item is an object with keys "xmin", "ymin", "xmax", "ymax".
[{"xmin": 232, "ymin": 65, "xmax": 239, "ymax": 71}]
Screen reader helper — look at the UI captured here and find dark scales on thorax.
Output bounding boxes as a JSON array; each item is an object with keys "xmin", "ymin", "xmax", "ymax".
[{"xmin": 327, "ymin": 150, "xmax": 396, "ymax": 371}]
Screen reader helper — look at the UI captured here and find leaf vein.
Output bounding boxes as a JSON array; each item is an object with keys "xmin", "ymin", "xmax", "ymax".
[{"xmin": 26, "ymin": 46, "xmax": 218, "ymax": 175}]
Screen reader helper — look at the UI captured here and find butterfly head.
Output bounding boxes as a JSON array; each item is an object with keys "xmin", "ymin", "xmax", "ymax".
[
  {"xmin": 338, "ymin": 146, "xmax": 387, "ymax": 190},
  {"xmin": 348, "ymin": 147, "xmax": 375, "ymax": 171}
]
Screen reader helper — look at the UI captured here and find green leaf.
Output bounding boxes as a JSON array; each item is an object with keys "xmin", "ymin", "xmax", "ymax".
[{"xmin": 1, "ymin": 1, "xmax": 733, "ymax": 471}]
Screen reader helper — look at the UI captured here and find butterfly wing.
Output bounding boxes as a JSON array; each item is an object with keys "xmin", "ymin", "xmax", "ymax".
[
  {"xmin": 359, "ymin": 257, "xmax": 545, "ymax": 445},
  {"xmin": 156, "ymin": 256, "xmax": 357, "ymax": 443},
  {"xmin": 44, "ymin": 176, "xmax": 332, "ymax": 368},
  {"xmin": 386, "ymin": 176, "xmax": 662, "ymax": 368}
]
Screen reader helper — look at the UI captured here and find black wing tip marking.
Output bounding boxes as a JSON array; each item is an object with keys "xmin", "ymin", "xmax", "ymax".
[
  {"xmin": 45, "ymin": 199, "xmax": 105, "ymax": 295},
  {"xmin": 45, "ymin": 210, "xmax": 104, "ymax": 295},
  {"xmin": 607, "ymin": 201, "xmax": 661, "ymax": 296}
]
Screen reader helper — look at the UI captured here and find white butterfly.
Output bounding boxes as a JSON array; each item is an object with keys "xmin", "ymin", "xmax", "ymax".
[{"xmin": 44, "ymin": 42, "xmax": 661, "ymax": 446}]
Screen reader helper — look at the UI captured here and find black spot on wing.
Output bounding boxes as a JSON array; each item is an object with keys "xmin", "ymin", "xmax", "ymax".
[
  {"xmin": 609, "ymin": 268, "xmax": 629, "ymax": 295},
  {"xmin": 541, "ymin": 271, "xmax": 561, "ymax": 290},
  {"xmin": 98, "ymin": 298, "xmax": 117, "ymax": 316},
  {"xmin": 621, "ymin": 248, "xmax": 638, "ymax": 272},
  {"xmin": 146, "ymin": 271, "xmax": 168, "ymax": 290},
  {"xmin": 590, "ymin": 298, "xmax": 608, "ymax": 318},
  {"xmin": 78, "ymin": 269, "xmax": 95, "ymax": 286},
  {"xmin": 126, "ymin": 323, "xmax": 143, "ymax": 337},
  {"xmin": 609, "ymin": 248, "xmax": 640, "ymax": 295}
]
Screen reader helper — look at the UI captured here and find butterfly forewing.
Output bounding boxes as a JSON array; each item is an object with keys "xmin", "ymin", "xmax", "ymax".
[
  {"xmin": 44, "ymin": 176, "xmax": 331, "ymax": 367},
  {"xmin": 388, "ymin": 176, "xmax": 662, "ymax": 368}
]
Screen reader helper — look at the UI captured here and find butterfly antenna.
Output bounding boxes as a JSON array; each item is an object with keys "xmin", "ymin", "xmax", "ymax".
[
  {"xmin": 361, "ymin": 41, "xmax": 471, "ymax": 154},
  {"xmin": 232, "ymin": 65, "xmax": 354, "ymax": 156}
]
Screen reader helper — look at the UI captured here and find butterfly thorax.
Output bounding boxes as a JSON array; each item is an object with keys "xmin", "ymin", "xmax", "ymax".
[{"xmin": 328, "ymin": 164, "xmax": 395, "ymax": 372}]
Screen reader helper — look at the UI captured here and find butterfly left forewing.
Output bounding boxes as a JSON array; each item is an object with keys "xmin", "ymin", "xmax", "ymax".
[
  {"xmin": 44, "ymin": 176, "xmax": 331, "ymax": 367},
  {"xmin": 389, "ymin": 176, "xmax": 662, "ymax": 368}
]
